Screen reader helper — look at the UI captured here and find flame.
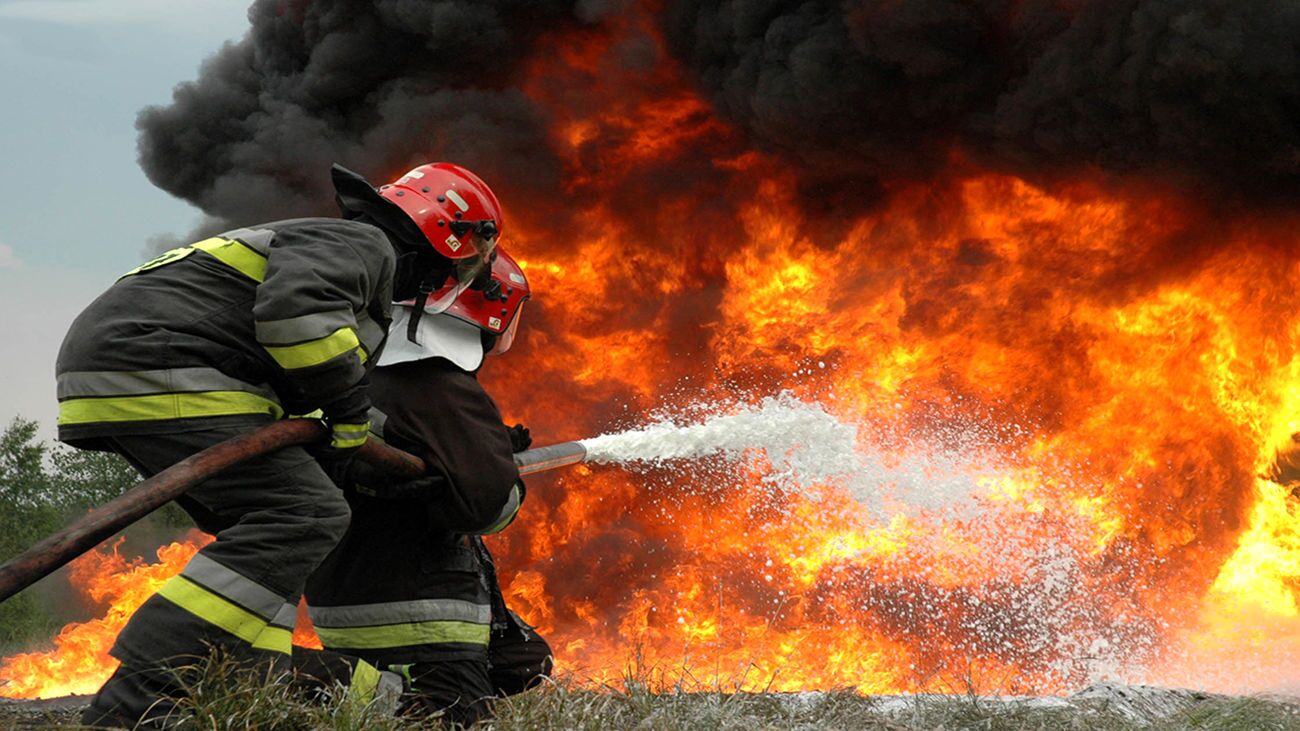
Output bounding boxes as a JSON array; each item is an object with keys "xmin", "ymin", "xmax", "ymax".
[
  {"xmin": 0, "ymin": 533, "xmax": 324, "ymax": 700},
  {"xmin": 0, "ymin": 532, "xmax": 212, "ymax": 699},
  {"xmin": 8, "ymin": 0, "xmax": 1300, "ymax": 700},
  {"xmin": 483, "ymin": 1, "xmax": 1300, "ymax": 695}
]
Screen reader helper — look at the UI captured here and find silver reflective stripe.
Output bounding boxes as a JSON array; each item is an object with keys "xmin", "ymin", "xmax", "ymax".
[
  {"xmin": 181, "ymin": 554, "xmax": 286, "ymax": 621},
  {"xmin": 308, "ymin": 598, "xmax": 490, "ymax": 628},
  {"xmin": 57, "ymin": 368, "xmax": 278, "ymax": 401},
  {"xmin": 255, "ymin": 309, "xmax": 356, "ymax": 346},
  {"xmin": 269, "ymin": 602, "xmax": 298, "ymax": 629},
  {"xmin": 366, "ymin": 408, "xmax": 388, "ymax": 440},
  {"xmin": 355, "ymin": 311, "xmax": 386, "ymax": 354},
  {"xmin": 221, "ymin": 227, "xmax": 275, "ymax": 255},
  {"xmin": 478, "ymin": 484, "xmax": 522, "ymax": 535}
]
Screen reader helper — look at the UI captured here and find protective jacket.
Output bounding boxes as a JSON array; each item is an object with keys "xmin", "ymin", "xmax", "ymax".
[
  {"xmin": 56, "ymin": 218, "xmax": 394, "ymax": 446},
  {"xmin": 305, "ymin": 356, "xmax": 522, "ymax": 666}
]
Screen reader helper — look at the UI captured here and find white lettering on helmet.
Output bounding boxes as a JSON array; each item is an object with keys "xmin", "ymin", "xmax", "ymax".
[
  {"xmin": 445, "ymin": 189, "xmax": 470, "ymax": 212},
  {"xmin": 489, "ymin": 316, "xmax": 502, "ymax": 329},
  {"xmin": 396, "ymin": 169, "xmax": 425, "ymax": 186},
  {"xmin": 445, "ymin": 235, "xmax": 462, "ymax": 252}
]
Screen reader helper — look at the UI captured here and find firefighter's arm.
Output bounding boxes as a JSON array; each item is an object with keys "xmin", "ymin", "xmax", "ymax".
[
  {"xmin": 253, "ymin": 221, "xmax": 395, "ymax": 445},
  {"xmin": 358, "ymin": 361, "xmax": 523, "ymax": 532}
]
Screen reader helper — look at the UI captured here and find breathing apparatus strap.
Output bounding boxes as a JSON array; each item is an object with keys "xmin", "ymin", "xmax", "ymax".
[{"xmin": 406, "ymin": 284, "xmax": 431, "ymax": 345}]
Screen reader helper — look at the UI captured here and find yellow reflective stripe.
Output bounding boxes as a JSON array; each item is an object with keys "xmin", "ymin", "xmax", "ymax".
[
  {"xmin": 58, "ymin": 391, "xmax": 284, "ymax": 425},
  {"xmin": 315, "ymin": 621, "xmax": 490, "ymax": 650},
  {"xmin": 349, "ymin": 660, "xmax": 381, "ymax": 707},
  {"xmin": 192, "ymin": 237, "xmax": 268, "ymax": 282},
  {"xmin": 264, "ymin": 327, "xmax": 361, "ymax": 370},
  {"xmin": 119, "ymin": 238, "xmax": 268, "ymax": 282},
  {"xmin": 331, "ymin": 421, "xmax": 370, "ymax": 449},
  {"xmin": 157, "ymin": 577, "xmax": 276, "ymax": 648},
  {"xmin": 120, "ymin": 247, "xmax": 195, "ymax": 277},
  {"xmin": 250, "ymin": 626, "xmax": 292, "ymax": 655}
]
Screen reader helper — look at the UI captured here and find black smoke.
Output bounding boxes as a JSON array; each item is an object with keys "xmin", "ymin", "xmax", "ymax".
[
  {"xmin": 140, "ymin": 0, "xmax": 1300, "ymax": 232},
  {"xmin": 661, "ymin": 0, "xmax": 1300, "ymax": 202},
  {"xmin": 136, "ymin": 0, "xmax": 609, "ymax": 231}
]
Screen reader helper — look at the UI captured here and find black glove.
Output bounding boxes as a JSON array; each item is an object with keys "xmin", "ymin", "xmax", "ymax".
[
  {"xmin": 368, "ymin": 474, "xmax": 447, "ymax": 501},
  {"xmin": 314, "ymin": 383, "xmax": 372, "ymax": 488},
  {"xmin": 507, "ymin": 423, "xmax": 532, "ymax": 453}
]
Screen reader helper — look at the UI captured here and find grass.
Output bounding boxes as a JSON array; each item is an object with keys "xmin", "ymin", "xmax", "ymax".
[{"xmin": 2, "ymin": 657, "xmax": 1299, "ymax": 730}]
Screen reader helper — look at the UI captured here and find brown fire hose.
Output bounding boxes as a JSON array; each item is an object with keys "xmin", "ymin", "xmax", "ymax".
[{"xmin": 0, "ymin": 420, "xmax": 588, "ymax": 604}]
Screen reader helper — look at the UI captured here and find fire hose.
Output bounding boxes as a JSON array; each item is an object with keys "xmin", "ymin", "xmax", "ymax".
[{"xmin": 0, "ymin": 420, "xmax": 587, "ymax": 604}]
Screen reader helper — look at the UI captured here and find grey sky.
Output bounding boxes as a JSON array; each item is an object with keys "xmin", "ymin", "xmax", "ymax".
[{"xmin": 0, "ymin": 0, "xmax": 252, "ymax": 436}]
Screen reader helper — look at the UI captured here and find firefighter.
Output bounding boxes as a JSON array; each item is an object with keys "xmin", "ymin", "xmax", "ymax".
[
  {"xmin": 56, "ymin": 162, "xmax": 504, "ymax": 728},
  {"xmin": 302, "ymin": 249, "xmax": 552, "ymax": 725}
]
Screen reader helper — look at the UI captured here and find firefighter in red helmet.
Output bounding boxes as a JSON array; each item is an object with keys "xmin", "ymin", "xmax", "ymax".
[
  {"xmin": 302, "ymin": 249, "xmax": 551, "ymax": 725},
  {"xmin": 57, "ymin": 161, "xmax": 502, "ymax": 728}
]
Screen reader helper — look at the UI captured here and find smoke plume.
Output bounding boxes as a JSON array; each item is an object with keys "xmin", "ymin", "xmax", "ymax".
[
  {"xmin": 661, "ymin": 0, "xmax": 1300, "ymax": 201},
  {"xmin": 137, "ymin": 0, "xmax": 599, "ymax": 230},
  {"xmin": 139, "ymin": 0, "xmax": 1300, "ymax": 228}
]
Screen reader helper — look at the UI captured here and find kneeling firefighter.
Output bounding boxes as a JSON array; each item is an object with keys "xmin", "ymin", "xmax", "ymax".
[
  {"xmin": 300, "ymin": 246, "xmax": 551, "ymax": 723},
  {"xmin": 58, "ymin": 161, "xmax": 502, "ymax": 728}
]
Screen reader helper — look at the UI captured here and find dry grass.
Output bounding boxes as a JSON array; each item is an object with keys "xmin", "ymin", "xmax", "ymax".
[{"xmin": 2, "ymin": 658, "xmax": 1298, "ymax": 730}]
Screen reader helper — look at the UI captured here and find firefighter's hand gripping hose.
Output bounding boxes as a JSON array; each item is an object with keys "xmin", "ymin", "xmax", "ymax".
[{"xmin": 0, "ymin": 420, "xmax": 589, "ymax": 604}]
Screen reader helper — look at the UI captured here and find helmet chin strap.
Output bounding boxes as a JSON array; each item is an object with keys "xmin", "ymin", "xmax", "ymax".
[{"xmin": 406, "ymin": 270, "xmax": 450, "ymax": 344}]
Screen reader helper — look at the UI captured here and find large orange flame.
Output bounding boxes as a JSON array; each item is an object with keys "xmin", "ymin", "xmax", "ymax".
[
  {"xmin": 5, "ymin": 0, "xmax": 1300, "ymax": 701},
  {"xmin": 0, "ymin": 533, "xmax": 211, "ymax": 698}
]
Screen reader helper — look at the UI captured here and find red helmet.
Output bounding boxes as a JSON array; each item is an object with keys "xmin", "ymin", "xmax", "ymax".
[
  {"xmin": 443, "ymin": 249, "xmax": 530, "ymax": 356},
  {"xmin": 380, "ymin": 162, "xmax": 503, "ymax": 314}
]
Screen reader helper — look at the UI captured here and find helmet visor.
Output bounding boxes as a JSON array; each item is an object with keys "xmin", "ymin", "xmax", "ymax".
[
  {"xmin": 421, "ymin": 228, "xmax": 498, "ymax": 315},
  {"xmin": 490, "ymin": 302, "xmax": 524, "ymax": 356}
]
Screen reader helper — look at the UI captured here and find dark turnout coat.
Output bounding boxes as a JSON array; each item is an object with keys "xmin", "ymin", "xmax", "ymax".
[
  {"xmin": 305, "ymin": 357, "xmax": 523, "ymax": 665},
  {"xmin": 56, "ymin": 218, "xmax": 394, "ymax": 446}
]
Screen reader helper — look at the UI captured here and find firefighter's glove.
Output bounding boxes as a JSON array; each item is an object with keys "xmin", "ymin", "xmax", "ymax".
[
  {"xmin": 376, "ymin": 474, "xmax": 447, "ymax": 501},
  {"xmin": 315, "ymin": 384, "xmax": 371, "ymax": 488},
  {"xmin": 507, "ymin": 423, "xmax": 532, "ymax": 453}
]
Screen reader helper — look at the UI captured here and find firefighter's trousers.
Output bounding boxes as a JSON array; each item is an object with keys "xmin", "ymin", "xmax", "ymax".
[{"xmin": 81, "ymin": 424, "xmax": 351, "ymax": 728}]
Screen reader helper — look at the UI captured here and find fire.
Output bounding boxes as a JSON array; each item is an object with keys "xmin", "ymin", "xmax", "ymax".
[
  {"xmin": 481, "ymin": 0, "xmax": 1300, "ymax": 696},
  {"xmin": 0, "ymin": 533, "xmax": 211, "ymax": 699},
  {"xmin": 0, "ymin": 533, "xmax": 324, "ymax": 700},
  {"xmin": 8, "ymin": 0, "xmax": 1300, "ymax": 702}
]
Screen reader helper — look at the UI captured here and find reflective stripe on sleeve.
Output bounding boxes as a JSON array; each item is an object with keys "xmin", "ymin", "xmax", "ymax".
[
  {"xmin": 330, "ymin": 421, "xmax": 370, "ymax": 449},
  {"xmin": 180, "ymin": 554, "xmax": 286, "ymax": 621},
  {"xmin": 478, "ymin": 484, "xmax": 522, "ymax": 535},
  {"xmin": 58, "ymin": 391, "xmax": 284, "ymax": 426},
  {"xmin": 156, "ymin": 576, "xmax": 288, "ymax": 654},
  {"xmin": 255, "ymin": 310, "xmax": 357, "ymax": 347},
  {"xmin": 263, "ymin": 327, "xmax": 362, "ymax": 371}
]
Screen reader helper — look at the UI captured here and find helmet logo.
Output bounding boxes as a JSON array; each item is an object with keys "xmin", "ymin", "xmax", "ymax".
[
  {"xmin": 396, "ymin": 169, "xmax": 425, "ymax": 185},
  {"xmin": 445, "ymin": 235, "xmax": 462, "ymax": 252},
  {"xmin": 445, "ymin": 189, "xmax": 470, "ymax": 212},
  {"xmin": 509, "ymin": 272, "xmax": 526, "ymax": 284},
  {"xmin": 489, "ymin": 316, "xmax": 502, "ymax": 329}
]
